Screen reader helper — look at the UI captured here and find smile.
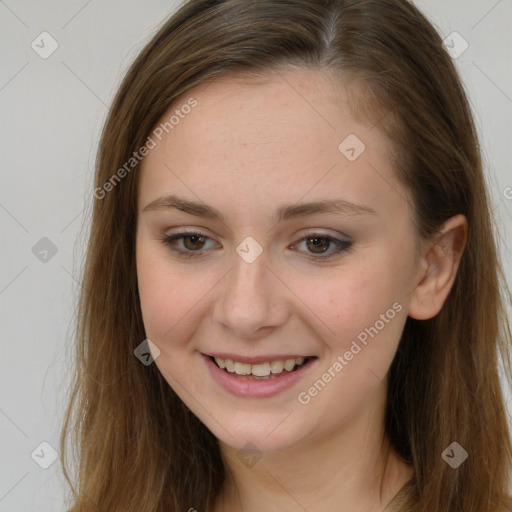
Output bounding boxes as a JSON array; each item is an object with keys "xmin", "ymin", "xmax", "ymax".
[
  {"xmin": 202, "ymin": 353, "xmax": 318, "ymax": 398},
  {"xmin": 211, "ymin": 356, "xmax": 310, "ymax": 379}
]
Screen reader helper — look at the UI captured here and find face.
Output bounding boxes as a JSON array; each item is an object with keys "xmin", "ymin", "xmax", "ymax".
[{"xmin": 135, "ymin": 67, "xmax": 421, "ymax": 453}]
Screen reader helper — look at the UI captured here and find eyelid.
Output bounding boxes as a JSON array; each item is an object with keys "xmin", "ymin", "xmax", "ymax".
[
  {"xmin": 165, "ymin": 226, "xmax": 215, "ymax": 237},
  {"xmin": 292, "ymin": 229, "xmax": 351, "ymax": 244}
]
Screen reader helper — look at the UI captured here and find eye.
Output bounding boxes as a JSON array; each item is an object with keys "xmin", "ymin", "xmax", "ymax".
[
  {"xmin": 159, "ymin": 231, "xmax": 218, "ymax": 259},
  {"xmin": 290, "ymin": 233, "xmax": 352, "ymax": 260},
  {"xmin": 159, "ymin": 230, "xmax": 352, "ymax": 260}
]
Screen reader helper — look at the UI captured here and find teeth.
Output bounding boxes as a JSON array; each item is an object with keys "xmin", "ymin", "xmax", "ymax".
[
  {"xmin": 284, "ymin": 358, "xmax": 296, "ymax": 371},
  {"xmin": 269, "ymin": 360, "xmax": 284, "ymax": 373},
  {"xmin": 234, "ymin": 362, "xmax": 251, "ymax": 375},
  {"xmin": 213, "ymin": 356, "xmax": 308, "ymax": 376},
  {"xmin": 252, "ymin": 362, "xmax": 270, "ymax": 377}
]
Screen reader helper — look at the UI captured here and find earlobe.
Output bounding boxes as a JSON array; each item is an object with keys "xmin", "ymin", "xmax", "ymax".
[{"xmin": 408, "ymin": 214, "xmax": 468, "ymax": 320}]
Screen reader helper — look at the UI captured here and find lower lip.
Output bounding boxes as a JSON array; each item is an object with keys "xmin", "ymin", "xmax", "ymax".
[{"xmin": 202, "ymin": 354, "xmax": 317, "ymax": 398}]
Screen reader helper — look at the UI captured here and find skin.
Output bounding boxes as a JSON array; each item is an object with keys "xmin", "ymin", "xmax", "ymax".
[{"xmin": 135, "ymin": 67, "xmax": 467, "ymax": 511}]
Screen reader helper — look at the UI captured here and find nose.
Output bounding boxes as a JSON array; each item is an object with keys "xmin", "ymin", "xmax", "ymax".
[{"xmin": 212, "ymin": 247, "xmax": 289, "ymax": 339}]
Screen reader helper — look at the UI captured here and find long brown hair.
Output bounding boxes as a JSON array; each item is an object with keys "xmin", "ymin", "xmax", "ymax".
[{"xmin": 60, "ymin": 0, "xmax": 512, "ymax": 510}]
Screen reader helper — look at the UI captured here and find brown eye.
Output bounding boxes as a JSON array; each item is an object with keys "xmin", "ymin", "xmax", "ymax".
[
  {"xmin": 291, "ymin": 233, "xmax": 352, "ymax": 260},
  {"xmin": 160, "ymin": 231, "xmax": 218, "ymax": 259},
  {"xmin": 182, "ymin": 234, "xmax": 207, "ymax": 251},
  {"xmin": 305, "ymin": 236, "xmax": 331, "ymax": 254}
]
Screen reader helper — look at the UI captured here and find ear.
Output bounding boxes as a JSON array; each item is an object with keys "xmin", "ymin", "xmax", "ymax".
[{"xmin": 408, "ymin": 214, "xmax": 468, "ymax": 320}]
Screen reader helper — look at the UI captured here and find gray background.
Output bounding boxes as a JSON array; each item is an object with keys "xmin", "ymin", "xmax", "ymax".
[{"xmin": 1, "ymin": 1, "xmax": 511, "ymax": 510}]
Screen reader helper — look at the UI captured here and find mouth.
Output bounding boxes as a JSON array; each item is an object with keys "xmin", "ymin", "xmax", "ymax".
[
  {"xmin": 208, "ymin": 355, "xmax": 315, "ymax": 380},
  {"xmin": 201, "ymin": 354, "xmax": 319, "ymax": 399},
  {"xmin": 203, "ymin": 353, "xmax": 318, "ymax": 398}
]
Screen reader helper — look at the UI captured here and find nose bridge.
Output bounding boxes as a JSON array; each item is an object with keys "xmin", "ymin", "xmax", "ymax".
[
  {"xmin": 232, "ymin": 252, "xmax": 265, "ymax": 294},
  {"xmin": 214, "ymin": 244, "xmax": 283, "ymax": 337}
]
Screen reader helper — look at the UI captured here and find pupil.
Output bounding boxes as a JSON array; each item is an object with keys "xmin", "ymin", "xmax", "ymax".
[
  {"xmin": 308, "ymin": 237, "xmax": 329, "ymax": 253},
  {"xmin": 185, "ymin": 235, "xmax": 205, "ymax": 250}
]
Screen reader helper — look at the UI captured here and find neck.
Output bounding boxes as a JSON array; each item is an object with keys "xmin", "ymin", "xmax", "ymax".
[{"xmin": 213, "ymin": 386, "xmax": 413, "ymax": 512}]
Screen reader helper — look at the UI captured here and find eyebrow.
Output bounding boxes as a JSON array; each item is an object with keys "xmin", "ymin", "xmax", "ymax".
[{"xmin": 142, "ymin": 194, "xmax": 377, "ymax": 222}]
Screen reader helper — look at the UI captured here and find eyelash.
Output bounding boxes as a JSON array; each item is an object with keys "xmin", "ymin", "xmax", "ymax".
[{"xmin": 158, "ymin": 230, "xmax": 352, "ymax": 260}]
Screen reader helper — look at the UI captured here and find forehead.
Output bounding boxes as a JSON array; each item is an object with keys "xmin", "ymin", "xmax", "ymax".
[{"xmin": 137, "ymin": 67, "xmax": 410, "ymax": 224}]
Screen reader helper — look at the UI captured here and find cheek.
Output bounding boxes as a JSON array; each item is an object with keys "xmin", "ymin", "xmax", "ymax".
[
  {"xmin": 136, "ymin": 242, "xmax": 204, "ymax": 347},
  {"xmin": 296, "ymin": 263, "xmax": 406, "ymax": 418},
  {"xmin": 312, "ymin": 260, "xmax": 401, "ymax": 343},
  {"xmin": 302, "ymin": 253, "xmax": 409, "ymax": 402}
]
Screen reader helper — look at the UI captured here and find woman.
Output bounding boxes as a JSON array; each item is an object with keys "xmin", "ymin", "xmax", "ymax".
[{"xmin": 60, "ymin": 0, "xmax": 512, "ymax": 510}]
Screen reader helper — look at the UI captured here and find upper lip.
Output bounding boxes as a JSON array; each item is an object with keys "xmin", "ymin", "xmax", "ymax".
[{"xmin": 203, "ymin": 352, "xmax": 315, "ymax": 365}]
